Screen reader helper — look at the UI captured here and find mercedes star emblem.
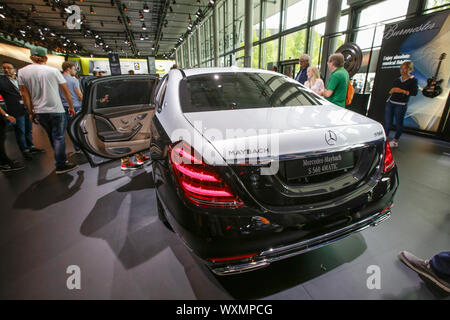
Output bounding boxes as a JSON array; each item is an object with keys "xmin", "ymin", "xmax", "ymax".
[{"xmin": 325, "ymin": 130, "xmax": 338, "ymax": 145}]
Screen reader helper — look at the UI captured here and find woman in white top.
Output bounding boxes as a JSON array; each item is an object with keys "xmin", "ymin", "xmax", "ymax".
[{"xmin": 304, "ymin": 66, "xmax": 325, "ymax": 95}]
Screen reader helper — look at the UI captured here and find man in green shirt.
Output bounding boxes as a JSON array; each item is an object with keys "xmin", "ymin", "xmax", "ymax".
[{"xmin": 320, "ymin": 53, "xmax": 349, "ymax": 108}]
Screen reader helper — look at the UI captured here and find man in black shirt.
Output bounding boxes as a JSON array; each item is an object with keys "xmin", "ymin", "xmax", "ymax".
[
  {"xmin": 0, "ymin": 62, "xmax": 44, "ymax": 160},
  {"xmin": 0, "ymin": 106, "xmax": 24, "ymax": 172},
  {"xmin": 384, "ymin": 61, "xmax": 418, "ymax": 148}
]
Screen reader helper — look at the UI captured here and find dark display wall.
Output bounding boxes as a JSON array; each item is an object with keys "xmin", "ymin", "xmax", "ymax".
[{"xmin": 368, "ymin": 9, "xmax": 450, "ymax": 140}]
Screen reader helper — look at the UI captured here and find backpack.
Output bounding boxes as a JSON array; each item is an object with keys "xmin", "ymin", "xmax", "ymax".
[{"xmin": 345, "ymin": 80, "xmax": 355, "ymax": 106}]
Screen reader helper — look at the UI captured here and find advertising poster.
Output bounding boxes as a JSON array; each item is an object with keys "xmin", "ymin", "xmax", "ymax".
[
  {"xmin": 108, "ymin": 53, "xmax": 121, "ymax": 75},
  {"xmin": 147, "ymin": 56, "xmax": 156, "ymax": 74},
  {"xmin": 368, "ymin": 10, "xmax": 449, "ymax": 133}
]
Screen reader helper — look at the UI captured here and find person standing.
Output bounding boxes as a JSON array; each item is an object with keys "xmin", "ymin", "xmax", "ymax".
[
  {"xmin": 0, "ymin": 106, "xmax": 24, "ymax": 172},
  {"xmin": 59, "ymin": 61, "xmax": 83, "ymax": 153},
  {"xmin": 294, "ymin": 54, "xmax": 310, "ymax": 85},
  {"xmin": 319, "ymin": 53, "xmax": 349, "ymax": 108},
  {"xmin": 384, "ymin": 61, "xmax": 418, "ymax": 148},
  {"xmin": 0, "ymin": 62, "xmax": 44, "ymax": 160},
  {"xmin": 304, "ymin": 66, "xmax": 325, "ymax": 95},
  {"xmin": 18, "ymin": 46, "xmax": 78, "ymax": 174}
]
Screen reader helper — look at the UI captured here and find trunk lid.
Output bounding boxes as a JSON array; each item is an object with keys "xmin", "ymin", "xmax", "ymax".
[
  {"xmin": 183, "ymin": 104, "xmax": 384, "ymax": 163},
  {"xmin": 183, "ymin": 104, "xmax": 385, "ymax": 210}
]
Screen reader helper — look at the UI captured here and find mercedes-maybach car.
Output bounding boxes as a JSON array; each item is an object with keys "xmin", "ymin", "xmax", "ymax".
[{"xmin": 70, "ymin": 68, "xmax": 398, "ymax": 276}]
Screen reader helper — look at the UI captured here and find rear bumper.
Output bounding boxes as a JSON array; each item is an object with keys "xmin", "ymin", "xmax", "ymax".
[
  {"xmin": 154, "ymin": 158, "xmax": 398, "ymax": 276},
  {"xmin": 209, "ymin": 208, "xmax": 391, "ymax": 275}
]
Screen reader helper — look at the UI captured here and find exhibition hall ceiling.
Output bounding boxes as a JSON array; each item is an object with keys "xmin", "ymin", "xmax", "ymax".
[{"xmin": 0, "ymin": 0, "xmax": 213, "ymax": 58}]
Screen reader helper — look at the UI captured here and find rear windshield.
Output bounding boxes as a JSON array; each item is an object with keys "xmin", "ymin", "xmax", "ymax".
[{"xmin": 179, "ymin": 72, "xmax": 322, "ymax": 113}]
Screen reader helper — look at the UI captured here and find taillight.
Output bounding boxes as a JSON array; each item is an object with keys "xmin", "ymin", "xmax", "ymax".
[
  {"xmin": 206, "ymin": 253, "xmax": 257, "ymax": 263},
  {"xmin": 383, "ymin": 141, "xmax": 395, "ymax": 173},
  {"xmin": 169, "ymin": 142, "xmax": 243, "ymax": 208}
]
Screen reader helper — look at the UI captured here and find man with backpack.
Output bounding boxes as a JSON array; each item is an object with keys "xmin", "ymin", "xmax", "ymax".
[{"xmin": 319, "ymin": 53, "xmax": 350, "ymax": 108}]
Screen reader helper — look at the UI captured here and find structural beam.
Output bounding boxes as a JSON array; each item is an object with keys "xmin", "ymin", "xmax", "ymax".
[
  {"xmin": 320, "ymin": 0, "xmax": 342, "ymax": 79},
  {"xmin": 244, "ymin": 0, "xmax": 253, "ymax": 68}
]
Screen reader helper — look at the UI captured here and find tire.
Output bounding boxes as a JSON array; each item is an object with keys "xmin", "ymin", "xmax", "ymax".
[{"xmin": 156, "ymin": 193, "xmax": 174, "ymax": 232}]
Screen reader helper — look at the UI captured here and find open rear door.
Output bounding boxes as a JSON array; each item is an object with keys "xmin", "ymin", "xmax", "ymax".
[{"xmin": 69, "ymin": 74, "xmax": 157, "ymax": 167}]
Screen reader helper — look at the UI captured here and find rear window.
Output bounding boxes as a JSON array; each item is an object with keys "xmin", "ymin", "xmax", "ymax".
[{"xmin": 180, "ymin": 72, "xmax": 322, "ymax": 113}]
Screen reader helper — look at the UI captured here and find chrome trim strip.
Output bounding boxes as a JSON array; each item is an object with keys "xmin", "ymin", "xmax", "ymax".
[
  {"xmin": 260, "ymin": 211, "xmax": 389, "ymax": 256},
  {"xmin": 210, "ymin": 211, "xmax": 391, "ymax": 276},
  {"xmin": 229, "ymin": 139, "xmax": 384, "ymax": 165}
]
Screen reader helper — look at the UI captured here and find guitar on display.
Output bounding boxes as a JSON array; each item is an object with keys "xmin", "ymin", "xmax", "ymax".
[{"xmin": 422, "ymin": 53, "xmax": 446, "ymax": 98}]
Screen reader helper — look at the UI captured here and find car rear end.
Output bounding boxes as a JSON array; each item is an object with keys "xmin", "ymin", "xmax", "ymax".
[{"xmin": 154, "ymin": 68, "xmax": 398, "ymax": 275}]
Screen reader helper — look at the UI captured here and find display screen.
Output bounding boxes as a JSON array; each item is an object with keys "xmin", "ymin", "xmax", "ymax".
[{"xmin": 179, "ymin": 72, "xmax": 322, "ymax": 113}]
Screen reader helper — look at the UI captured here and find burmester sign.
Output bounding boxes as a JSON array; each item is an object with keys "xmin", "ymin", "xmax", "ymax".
[{"xmin": 383, "ymin": 20, "xmax": 437, "ymax": 40}]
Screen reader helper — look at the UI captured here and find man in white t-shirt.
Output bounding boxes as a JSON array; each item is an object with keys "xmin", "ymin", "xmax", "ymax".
[{"xmin": 18, "ymin": 46, "xmax": 78, "ymax": 174}]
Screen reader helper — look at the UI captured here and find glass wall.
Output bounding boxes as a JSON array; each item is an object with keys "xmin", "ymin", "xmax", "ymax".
[
  {"xmin": 313, "ymin": 0, "xmax": 328, "ymax": 20},
  {"xmin": 253, "ymin": 0, "xmax": 262, "ymax": 42},
  {"xmin": 356, "ymin": 0, "xmax": 409, "ymax": 49},
  {"xmin": 177, "ymin": 0, "xmax": 442, "ymax": 76},
  {"xmin": 262, "ymin": 0, "xmax": 281, "ymax": 39},
  {"xmin": 218, "ymin": 2, "xmax": 225, "ymax": 55},
  {"xmin": 224, "ymin": 0, "xmax": 234, "ymax": 53},
  {"xmin": 261, "ymin": 38, "xmax": 279, "ymax": 70},
  {"xmin": 281, "ymin": 29, "xmax": 307, "ymax": 61},
  {"xmin": 235, "ymin": 0, "xmax": 245, "ymax": 49},
  {"xmin": 425, "ymin": 0, "xmax": 450, "ymax": 12},
  {"xmin": 189, "ymin": 35, "xmax": 198, "ymax": 67},
  {"xmin": 309, "ymin": 22, "xmax": 325, "ymax": 67},
  {"xmin": 283, "ymin": 0, "xmax": 309, "ymax": 31}
]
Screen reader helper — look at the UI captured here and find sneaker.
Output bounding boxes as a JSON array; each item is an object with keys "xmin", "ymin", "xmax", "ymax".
[
  {"xmin": 121, "ymin": 161, "xmax": 142, "ymax": 171},
  {"xmin": 30, "ymin": 146, "xmax": 45, "ymax": 154},
  {"xmin": 389, "ymin": 140, "xmax": 399, "ymax": 148},
  {"xmin": 399, "ymin": 251, "xmax": 450, "ymax": 293},
  {"xmin": 136, "ymin": 154, "xmax": 151, "ymax": 166},
  {"xmin": 0, "ymin": 161, "xmax": 25, "ymax": 172},
  {"xmin": 55, "ymin": 161, "xmax": 78, "ymax": 175},
  {"xmin": 22, "ymin": 151, "xmax": 33, "ymax": 160}
]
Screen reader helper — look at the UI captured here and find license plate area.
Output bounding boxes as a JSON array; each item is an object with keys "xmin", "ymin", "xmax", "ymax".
[{"xmin": 286, "ymin": 151, "xmax": 355, "ymax": 180}]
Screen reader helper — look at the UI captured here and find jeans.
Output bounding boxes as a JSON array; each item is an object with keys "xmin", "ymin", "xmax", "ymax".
[
  {"xmin": 13, "ymin": 114, "xmax": 34, "ymax": 152},
  {"xmin": 384, "ymin": 101, "xmax": 407, "ymax": 140},
  {"xmin": 63, "ymin": 106, "xmax": 81, "ymax": 151},
  {"xmin": 0, "ymin": 119, "xmax": 11, "ymax": 164},
  {"xmin": 430, "ymin": 251, "xmax": 450, "ymax": 281},
  {"xmin": 36, "ymin": 113, "xmax": 67, "ymax": 169}
]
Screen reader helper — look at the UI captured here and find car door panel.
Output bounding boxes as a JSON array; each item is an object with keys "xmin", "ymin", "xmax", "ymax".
[{"xmin": 69, "ymin": 75, "xmax": 157, "ymax": 167}]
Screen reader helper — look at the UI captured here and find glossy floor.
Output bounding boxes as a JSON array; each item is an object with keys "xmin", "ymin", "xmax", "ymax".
[{"xmin": 0, "ymin": 124, "xmax": 449, "ymax": 299}]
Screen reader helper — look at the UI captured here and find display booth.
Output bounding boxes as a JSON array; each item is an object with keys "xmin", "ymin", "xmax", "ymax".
[{"xmin": 368, "ymin": 10, "xmax": 450, "ymax": 141}]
